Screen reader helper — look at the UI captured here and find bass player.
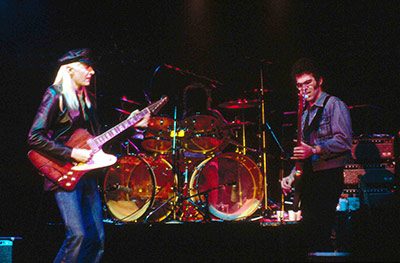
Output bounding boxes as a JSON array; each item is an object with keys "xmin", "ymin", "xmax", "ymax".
[{"xmin": 280, "ymin": 57, "xmax": 352, "ymax": 254}]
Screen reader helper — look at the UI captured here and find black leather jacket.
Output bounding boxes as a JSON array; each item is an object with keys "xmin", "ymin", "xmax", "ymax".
[{"xmin": 27, "ymin": 84, "xmax": 101, "ymax": 163}]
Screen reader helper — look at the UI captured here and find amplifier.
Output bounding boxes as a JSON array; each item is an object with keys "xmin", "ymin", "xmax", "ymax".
[
  {"xmin": 351, "ymin": 135, "xmax": 395, "ymax": 161},
  {"xmin": 338, "ymin": 187, "xmax": 396, "ymax": 211},
  {"xmin": 0, "ymin": 240, "xmax": 12, "ymax": 263},
  {"xmin": 343, "ymin": 163, "xmax": 396, "ymax": 185}
]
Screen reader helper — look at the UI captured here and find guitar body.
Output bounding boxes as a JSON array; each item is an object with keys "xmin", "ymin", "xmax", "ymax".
[
  {"xmin": 27, "ymin": 96, "xmax": 168, "ymax": 191},
  {"xmin": 28, "ymin": 129, "xmax": 117, "ymax": 191},
  {"xmin": 291, "ymin": 162, "xmax": 303, "ymax": 212}
]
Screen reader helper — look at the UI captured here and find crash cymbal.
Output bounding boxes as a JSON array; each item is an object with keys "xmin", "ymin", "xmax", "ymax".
[{"xmin": 218, "ymin": 99, "xmax": 259, "ymax": 109}]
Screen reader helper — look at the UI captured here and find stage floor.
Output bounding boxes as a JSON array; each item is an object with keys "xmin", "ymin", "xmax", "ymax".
[{"xmin": 9, "ymin": 209, "xmax": 400, "ymax": 263}]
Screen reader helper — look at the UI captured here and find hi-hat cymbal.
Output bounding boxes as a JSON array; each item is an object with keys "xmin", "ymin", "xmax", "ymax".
[{"xmin": 218, "ymin": 99, "xmax": 259, "ymax": 109}]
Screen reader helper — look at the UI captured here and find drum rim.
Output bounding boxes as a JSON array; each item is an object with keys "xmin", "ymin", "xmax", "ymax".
[
  {"xmin": 104, "ymin": 155, "xmax": 157, "ymax": 223},
  {"xmin": 189, "ymin": 152, "xmax": 264, "ymax": 221}
]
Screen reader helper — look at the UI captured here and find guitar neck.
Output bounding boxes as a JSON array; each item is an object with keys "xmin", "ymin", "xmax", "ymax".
[
  {"xmin": 295, "ymin": 87, "xmax": 305, "ymax": 175},
  {"xmin": 88, "ymin": 96, "xmax": 168, "ymax": 150},
  {"xmin": 93, "ymin": 107, "xmax": 150, "ymax": 148}
]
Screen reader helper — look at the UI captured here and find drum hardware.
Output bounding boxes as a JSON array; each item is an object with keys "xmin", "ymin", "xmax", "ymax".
[
  {"xmin": 121, "ymin": 138, "xmax": 141, "ymax": 155},
  {"xmin": 251, "ymin": 59, "xmax": 282, "ymax": 218},
  {"xmin": 225, "ymin": 138, "xmax": 261, "ymax": 154},
  {"xmin": 182, "ymin": 181, "xmax": 238, "ymax": 222},
  {"xmin": 218, "ymin": 101, "xmax": 254, "ymax": 155},
  {"xmin": 102, "ymin": 74, "xmax": 268, "ymax": 222}
]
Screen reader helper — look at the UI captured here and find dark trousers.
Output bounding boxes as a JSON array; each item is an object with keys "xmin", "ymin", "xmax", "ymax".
[{"xmin": 299, "ymin": 166, "xmax": 344, "ymax": 252}]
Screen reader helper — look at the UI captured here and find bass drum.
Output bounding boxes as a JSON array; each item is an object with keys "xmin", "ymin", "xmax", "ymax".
[
  {"xmin": 104, "ymin": 155, "xmax": 177, "ymax": 223},
  {"xmin": 189, "ymin": 153, "xmax": 264, "ymax": 221}
]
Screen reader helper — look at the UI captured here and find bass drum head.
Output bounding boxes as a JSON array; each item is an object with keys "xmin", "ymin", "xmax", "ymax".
[
  {"xmin": 104, "ymin": 155, "xmax": 155, "ymax": 223},
  {"xmin": 189, "ymin": 153, "xmax": 264, "ymax": 221},
  {"xmin": 104, "ymin": 155, "xmax": 177, "ymax": 223}
]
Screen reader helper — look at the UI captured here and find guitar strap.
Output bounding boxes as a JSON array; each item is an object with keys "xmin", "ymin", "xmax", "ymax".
[{"xmin": 303, "ymin": 95, "xmax": 331, "ymax": 144}]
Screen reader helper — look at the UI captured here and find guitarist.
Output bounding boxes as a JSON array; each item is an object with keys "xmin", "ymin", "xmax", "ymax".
[
  {"xmin": 27, "ymin": 48, "xmax": 149, "ymax": 263},
  {"xmin": 281, "ymin": 57, "xmax": 352, "ymax": 253}
]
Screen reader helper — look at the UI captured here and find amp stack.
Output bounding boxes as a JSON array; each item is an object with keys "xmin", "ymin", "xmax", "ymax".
[{"xmin": 338, "ymin": 134, "xmax": 398, "ymax": 211}]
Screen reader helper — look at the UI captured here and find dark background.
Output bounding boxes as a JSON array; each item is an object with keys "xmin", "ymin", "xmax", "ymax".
[{"xmin": 1, "ymin": 0, "xmax": 400, "ymax": 245}]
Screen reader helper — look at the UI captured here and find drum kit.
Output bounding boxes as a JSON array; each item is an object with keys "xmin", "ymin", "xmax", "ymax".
[{"xmin": 102, "ymin": 83, "xmax": 275, "ymax": 224}]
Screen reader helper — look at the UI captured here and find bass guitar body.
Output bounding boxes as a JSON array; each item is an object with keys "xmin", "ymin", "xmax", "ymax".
[{"xmin": 292, "ymin": 86, "xmax": 306, "ymax": 212}]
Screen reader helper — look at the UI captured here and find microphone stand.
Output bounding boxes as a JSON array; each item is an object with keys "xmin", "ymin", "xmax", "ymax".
[
  {"xmin": 164, "ymin": 64, "xmax": 224, "ymax": 86},
  {"xmin": 178, "ymin": 182, "xmax": 237, "ymax": 223}
]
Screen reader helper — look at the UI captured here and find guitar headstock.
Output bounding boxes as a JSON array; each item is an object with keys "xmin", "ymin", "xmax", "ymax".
[
  {"xmin": 298, "ymin": 85, "xmax": 306, "ymax": 110},
  {"xmin": 149, "ymin": 95, "xmax": 168, "ymax": 115}
]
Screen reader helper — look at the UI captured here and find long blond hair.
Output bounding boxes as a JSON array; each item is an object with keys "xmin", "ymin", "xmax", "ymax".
[{"xmin": 53, "ymin": 62, "xmax": 92, "ymax": 116}]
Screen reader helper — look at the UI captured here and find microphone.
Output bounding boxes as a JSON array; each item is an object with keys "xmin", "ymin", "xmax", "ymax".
[
  {"xmin": 106, "ymin": 183, "xmax": 133, "ymax": 194},
  {"xmin": 224, "ymin": 181, "xmax": 237, "ymax": 186},
  {"xmin": 230, "ymin": 182, "xmax": 238, "ymax": 202}
]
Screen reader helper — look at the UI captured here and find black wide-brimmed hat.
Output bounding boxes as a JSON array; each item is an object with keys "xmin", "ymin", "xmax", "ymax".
[{"xmin": 58, "ymin": 48, "xmax": 93, "ymax": 66}]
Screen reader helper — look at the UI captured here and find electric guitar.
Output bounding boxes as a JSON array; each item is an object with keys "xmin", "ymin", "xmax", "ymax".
[{"xmin": 27, "ymin": 96, "xmax": 168, "ymax": 191}]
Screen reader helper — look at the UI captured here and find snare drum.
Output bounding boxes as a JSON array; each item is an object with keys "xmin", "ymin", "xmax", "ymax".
[
  {"xmin": 142, "ymin": 115, "xmax": 178, "ymax": 153},
  {"xmin": 181, "ymin": 113, "xmax": 223, "ymax": 153},
  {"xmin": 189, "ymin": 153, "xmax": 264, "ymax": 221},
  {"xmin": 103, "ymin": 155, "xmax": 177, "ymax": 223}
]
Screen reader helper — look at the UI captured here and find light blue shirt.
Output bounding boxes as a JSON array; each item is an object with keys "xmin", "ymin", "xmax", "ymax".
[{"xmin": 302, "ymin": 91, "xmax": 353, "ymax": 171}]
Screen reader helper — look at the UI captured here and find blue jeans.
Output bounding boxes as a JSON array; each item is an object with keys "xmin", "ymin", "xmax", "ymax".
[{"xmin": 53, "ymin": 176, "xmax": 105, "ymax": 263}]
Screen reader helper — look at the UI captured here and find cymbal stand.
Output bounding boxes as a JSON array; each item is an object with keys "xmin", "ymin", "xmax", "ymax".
[
  {"xmin": 168, "ymin": 106, "xmax": 180, "ymax": 221},
  {"xmin": 263, "ymin": 121, "xmax": 289, "ymax": 214},
  {"xmin": 241, "ymin": 111, "xmax": 247, "ymax": 155},
  {"xmin": 164, "ymin": 106, "xmax": 205, "ymax": 222},
  {"xmin": 257, "ymin": 62, "xmax": 271, "ymax": 216}
]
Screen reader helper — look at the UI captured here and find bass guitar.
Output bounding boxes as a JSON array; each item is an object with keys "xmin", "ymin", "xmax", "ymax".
[
  {"xmin": 27, "ymin": 96, "xmax": 168, "ymax": 191},
  {"xmin": 292, "ymin": 86, "xmax": 306, "ymax": 212}
]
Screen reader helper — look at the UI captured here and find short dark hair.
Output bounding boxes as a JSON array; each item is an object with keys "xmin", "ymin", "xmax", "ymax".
[{"xmin": 290, "ymin": 57, "xmax": 322, "ymax": 83}]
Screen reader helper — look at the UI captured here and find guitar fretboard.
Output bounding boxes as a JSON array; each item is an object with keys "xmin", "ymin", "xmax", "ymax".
[{"xmin": 93, "ymin": 108, "xmax": 150, "ymax": 147}]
